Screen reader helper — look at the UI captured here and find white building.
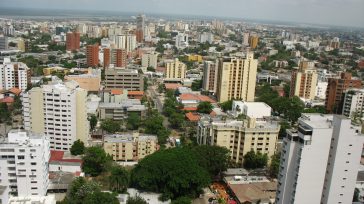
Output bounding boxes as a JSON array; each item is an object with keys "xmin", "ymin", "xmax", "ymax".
[
  {"xmin": 8, "ymin": 195, "xmax": 56, "ymax": 204},
  {"xmin": 0, "ymin": 58, "xmax": 30, "ymax": 91},
  {"xmin": 141, "ymin": 52, "xmax": 158, "ymax": 69},
  {"xmin": 343, "ymin": 88, "xmax": 364, "ymax": 119},
  {"xmin": 115, "ymin": 34, "xmax": 136, "ymax": 53},
  {"xmin": 231, "ymin": 101, "xmax": 272, "ymax": 119},
  {"xmin": 315, "ymin": 81, "xmax": 328, "ymax": 99},
  {"xmin": 0, "ymin": 186, "xmax": 9, "ymax": 204},
  {"xmin": 175, "ymin": 33, "xmax": 188, "ymax": 49},
  {"xmin": 0, "ymin": 130, "xmax": 50, "ymax": 196},
  {"xmin": 276, "ymin": 114, "xmax": 364, "ymax": 204},
  {"xmin": 22, "ymin": 81, "xmax": 89, "ymax": 151},
  {"xmin": 198, "ymin": 32, "xmax": 214, "ymax": 44}
]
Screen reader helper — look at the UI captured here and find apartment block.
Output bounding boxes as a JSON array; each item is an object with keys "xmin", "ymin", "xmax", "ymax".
[
  {"xmin": 342, "ymin": 88, "xmax": 364, "ymax": 118},
  {"xmin": 103, "ymin": 132, "xmax": 158, "ymax": 161},
  {"xmin": 290, "ymin": 60, "xmax": 318, "ymax": 100},
  {"xmin": 249, "ymin": 35, "xmax": 259, "ymax": 49},
  {"xmin": 22, "ymin": 81, "xmax": 89, "ymax": 151},
  {"xmin": 103, "ymin": 48, "xmax": 127, "ymax": 68},
  {"xmin": 115, "ymin": 34, "xmax": 137, "ymax": 53},
  {"xmin": 197, "ymin": 116, "xmax": 279, "ymax": 164},
  {"xmin": 165, "ymin": 58, "xmax": 186, "ymax": 79},
  {"xmin": 325, "ymin": 72, "xmax": 362, "ymax": 113},
  {"xmin": 64, "ymin": 68, "xmax": 101, "ymax": 92},
  {"xmin": 216, "ymin": 53, "xmax": 258, "ymax": 103},
  {"xmin": 202, "ymin": 60, "xmax": 218, "ymax": 94},
  {"xmin": 0, "ymin": 58, "xmax": 30, "ymax": 91},
  {"xmin": 86, "ymin": 44, "xmax": 99, "ymax": 67},
  {"xmin": 141, "ymin": 52, "xmax": 158, "ymax": 69},
  {"xmin": 66, "ymin": 32, "xmax": 80, "ymax": 51},
  {"xmin": 276, "ymin": 114, "xmax": 364, "ymax": 204},
  {"xmin": 99, "ymin": 99, "xmax": 146, "ymax": 121},
  {"xmin": 0, "ymin": 130, "xmax": 50, "ymax": 196},
  {"xmin": 105, "ymin": 68, "xmax": 144, "ymax": 91}
]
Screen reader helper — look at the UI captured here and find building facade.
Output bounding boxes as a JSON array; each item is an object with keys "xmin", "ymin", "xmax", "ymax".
[
  {"xmin": 0, "ymin": 58, "xmax": 30, "ymax": 91},
  {"xmin": 22, "ymin": 81, "xmax": 89, "ymax": 151},
  {"xmin": 86, "ymin": 44, "xmax": 99, "ymax": 67},
  {"xmin": 141, "ymin": 52, "xmax": 158, "ymax": 69},
  {"xmin": 165, "ymin": 58, "xmax": 187, "ymax": 79},
  {"xmin": 290, "ymin": 61, "xmax": 318, "ymax": 100},
  {"xmin": 66, "ymin": 32, "xmax": 80, "ymax": 51},
  {"xmin": 342, "ymin": 88, "xmax": 364, "ymax": 119},
  {"xmin": 202, "ymin": 60, "xmax": 218, "ymax": 94},
  {"xmin": 276, "ymin": 114, "xmax": 364, "ymax": 204},
  {"xmin": 105, "ymin": 68, "xmax": 144, "ymax": 91},
  {"xmin": 0, "ymin": 130, "xmax": 50, "ymax": 196},
  {"xmin": 216, "ymin": 53, "xmax": 258, "ymax": 102},
  {"xmin": 103, "ymin": 48, "xmax": 127, "ymax": 68}
]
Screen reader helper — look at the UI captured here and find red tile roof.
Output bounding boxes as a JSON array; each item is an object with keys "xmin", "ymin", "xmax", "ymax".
[
  {"xmin": 185, "ymin": 112, "xmax": 201, "ymax": 122},
  {"xmin": 9, "ymin": 87, "xmax": 21, "ymax": 95},
  {"xmin": 182, "ymin": 107, "xmax": 198, "ymax": 111},
  {"xmin": 164, "ymin": 83, "xmax": 182, "ymax": 90},
  {"xmin": 179, "ymin": 93, "xmax": 216, "ymax": 103},
  {"xmin": 111, "ymin": 89, "xmax": 123, "ymax": 95},
  {"xmin": 49, "ymin": 150, "xmax": 82, "ymax": 163},
  {"xmin": 128, "ymin": 91, "xmax": 144, "ymax": 96},
  {"xmin": 0, "ymin": 97, "xmax": 14, "ymax": 103}
]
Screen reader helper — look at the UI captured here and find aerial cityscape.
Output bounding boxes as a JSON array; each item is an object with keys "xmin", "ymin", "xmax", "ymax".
[{"xmin": 0, "ymin": 0, "xmax": 364, "ymax": 204}]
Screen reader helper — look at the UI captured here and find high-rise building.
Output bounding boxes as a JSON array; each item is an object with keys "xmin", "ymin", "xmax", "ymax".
[
  {"xmin": 197, "ymin": 114, "xmax": 279, "ymax": 164},
  {"xmin": 198, "ymin": 32, "xmax": 214, "ymax": 44},
  {"xmin": 249, "ymin": 35, "xmax": 259, "ymax": 49},
  {"xmin": 136, "ymin": 14, "xmax": 145, "ymax": 42},
  {"xmin": 330, "ymin": 37, "xmax": 340, "ymax": 49},
  {"xmin": 141, "ymin": 52, "xmax": 158, "ymax": 69},
  {"xmin": 216, "ymin": 53, "xmax": 258, "ymax": 102},
  {"xmin": 290, "ymin": 61, "xmax": 318, "ymax": 100},
  {"xmin": 105, "ymin": 68, "xmax": 144, "ymax": 91},
  {"xmin": 103, "ymin": 48, "xmax": 127, "ymax": 68},
  {"xmin": 103, "ymin": 132, "xmax": 158, "ymax": 161},
  {"xmin": 276, "ymin": 114, "xmax": 364, "ymax": 204},
  {"xmin": 86, "ymin": 44, "xmax": 99, "ymax": 67},
  {"xmin": 242, "ymin": 32, "xmax": 250, "ymax": 46},
  {"xmin": 3, "ymin": 23, "xmax": 15, "ymax": 36},
  {"xmin": 202, "ymin": 60, "xmax": 218, "ymax": 94},
  {"xmin": 66, "ymin": 32, "xmax": 80, "ymax": 51},
  {"xmin": 22, "ymin": 81, "xmax": 89, "ymax": 151},
  {"xmin": 17, "ymin": 38, "xmax": 25, "ymax": 52},
  {"xmin": 0, "ymin": 130, "xmax": 50, "ymax": 196},
  {"xmin": 165, "ymin": 58, "xmax": 186, "ymax": 79},
  {"xmin": 0, "ymin": 35, "xmax": 8, "ymax": 50},
  {"xmin": 175, "ymin": 33, "xmax": 189, "ymax": 49},
  {"xmin": 55, "ymin": 26, "xmax": 69, "ymax": 35},
  {"xmin": 342, "ymin": 88, "xmax": 364, "ymax": 119},
  {"xmin": 325, "ymin": 72, "xmax": 361, "ymax": 113},
  {"xmin": 0, "ymin": 58, "xmax": 30, "ymax": 91},
  {"xmin": 115, "ymin": 34, "xmax": 136, "ymax": 53}
]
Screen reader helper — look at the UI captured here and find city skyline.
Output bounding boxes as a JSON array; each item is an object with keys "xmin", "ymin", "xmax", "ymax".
[{"xmin": 0, "ymin": 0, "xmax": 363, "ymax": 28}]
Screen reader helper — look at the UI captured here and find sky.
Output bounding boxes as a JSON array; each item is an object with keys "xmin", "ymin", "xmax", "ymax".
[{"xmin": 1, "ymin": 0, "xmax": 364, "ymax": 28}]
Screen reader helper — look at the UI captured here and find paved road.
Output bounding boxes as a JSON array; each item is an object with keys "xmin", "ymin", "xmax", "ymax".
[{"xmin": 146, "ymin": 83, "xmax": 170, "ymax": 128}]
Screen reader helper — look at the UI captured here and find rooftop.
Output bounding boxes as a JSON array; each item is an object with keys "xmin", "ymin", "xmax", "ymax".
[
  {"xmin": 229, "ymin": 182, "xmax": 277, "ymax": 204},
  {"xmin": 104, "ymin": 133, "xmax": 158, "ymax": 143}
]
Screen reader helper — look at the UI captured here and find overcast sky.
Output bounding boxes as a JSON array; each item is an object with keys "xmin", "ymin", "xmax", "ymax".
[{"xmin": 1, "ymin": 0, "xmax": 363, "ymax": 27}]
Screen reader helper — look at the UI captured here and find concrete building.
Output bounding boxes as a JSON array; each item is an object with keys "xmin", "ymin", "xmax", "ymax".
[
  {"xmin": 115, "ymin": 34, "xmax": 137, "ymax": 53},
  {"xmin": 231, "ymin": 101, "xmax": 272, "ymax": 119},
  {"xmin": 325, "ymin": 72, "xmax": 362, "ymax": 113},
  {"xmin": 165, "ymin": 58, "xmax": 186, "ymax": 79},
  {"xmin": 197, "ymin": 116, "xmax": 279, "ymax": 164},
  {"xmin": 0, "ymin": 36, "xmax": 8, "ymax": 50},
  {"xmin": 216, "ymin": 53, "xmax": 258, "ymax": 103},
  {"xmin": 66, "ymin": 32, "xmax": 80, "ymax": 51},
  {"xmin": 99, "ymin": 99, "xmax": 146, "ymax": 121},
  {"xmin": 103, "ymin": 132, "xmax": 158, "ymax": 161},
  {"xmin": 141, "ymin": 52, "xmax": 158, "ymax": 69},
  {"xmin": 86, "ymin": 44, "xmax": 99, "ymax": 67},
  {"xmin": 103, "ymin": 48, "xmax": 127, "ymax": 68},
  {"xmin": 0, "ymin": 130, "xmax": 50, "ymax": 196},
  {"xmin": 316, "ymin": 81, "xmax": 328, "ymax": 100},
  {"xmin": 290, "ymin": 60, "xmax": 318, "ymax": 100},
  {"xmin": 0, "ymin": 58, "xmax": 30, "ymax": 91},
  {"xmin": 175, "ymin": 33, "xmax": 188, "ymax": 49},
  {"xmin": 64, "ymin": 68, "xmax": 101, "ymax": 92},
  {"xmin": 202, "ymin": 60, "xmax": 218, "ymax": 94},
  {"xmin": 105, "ymin": 68, "xmax": 144, "ymax": 91},
  {"xmin": 342, "ymin": 88, "xmax": 364, "ymax": 119},
  {"xmin": 198, "ymin": 32, "xmax": 214, "ymax": 44},
  {"xmin": 249, "ymin": 35, "xmax": 259, "ymax": 49},
  {"xmin": 22, "ymin": 81, "xmax": 89, "ymax": 151},
  {"xmin": 8, "ymin": 195, "xmax": 57, "ymax": 204},
  {"xmin": 0, "ymin": 185, "xmax": 9, "ymax": 204},
  {"xmin": 136, "ymin": 14, "xmax": 146, "ymax": 43},
  {"xmin": 276, "ymin": 114, "xmax": 364, "ymax": 204},
  {"xmin": 242, "ymin": 32, "xmax": 250, "ymax": 46}
]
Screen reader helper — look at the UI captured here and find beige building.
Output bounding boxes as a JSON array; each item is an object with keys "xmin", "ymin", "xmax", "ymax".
[
  {"xmin": 22, "ymin": 81, "xmax": 89, "ymax": 151},
  {"xmin": 197, "ymin": 116, "xmax": 279, "ymax": 164},
  {"xmin": 103, "ymin": 132, "xmax": 158, "ymax": 161},
  {"xmin": 65, "ymin": 68, "xmax": 101, "ymax": 92},
  {"xmin": 216, "ymin": 53, "xmax": 258, "ymax": 102},
  {"xmin": 290, "ymin": 61, "xmax": 318, "ymax": 100},
  {"xmin": 165, "ymin": 58, "xmax": 186, "ymax": 79},
  {"xmin": 202, "ymin": 60, "xmax": 218, "ymax": 94},
  {"xmin": 105, "ymin": 68, "xmax": 144, "ymax": 91}
]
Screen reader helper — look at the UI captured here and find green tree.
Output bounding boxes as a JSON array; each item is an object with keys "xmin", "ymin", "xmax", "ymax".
[
  {"xmin": 279, "ymin": 121, "xmax": 291, "ymax": 138},
  {"xmin": 82, "ymin": 146, "xmax": 112, "ymax": 176},
  {"xmin": 143, "ymin": 77, "xmax": 149, "ymax": 91},
  {"xmin": 89, "ymin": 115, "xmax": 98, "ymax": 130},
  {"xmin": 70, "ymin": 140, "xmax": 85, "ymax": 156},
  {"xmin": 220, "ymin": 100, "xmax": 233, "ymax": 112},
  {"xmin": 353, "ymin": 188, "xmax": 360, "ymax": 202},
  {"xmin": 191, "ymin": 80, "xmax": 202, "ymax": 91},
  {"xmin": 100, "ymin": 119, "xmax": 121, "ymax": 133},
  {"xmin": 192, "ymin": 146, "xmax": 230, "ymax": 178},
  {"xmin": 0, "ymin": 103, "xmax": 11, "ymax": 123},
  {"xmin": 169, "ymin": 112, "xmax": 185, "ymax": 129},
  {"xmin": 131, "ymin": 147, "xmax": 210, "ymax": 200},
  {"xmin": 172, "ymin": 197, "xmax": 192, "ymax": 204},
  {"xmin": 243, "ymin": 151, "xmax": 268, "ymax": 169},
  {"xmin": 127, "ymin": 196, "xmax": 148, "ymax": 204},
  {"xmin": 83, "ymin": 191, "xmax": 119, "ymax": 204},
  {"xmin": 197, "ymin": 102, "xmax": 213, "ymax": 114},
  {"xmin": 13, "ymin": 95, "xmax": 22, "ymax": 110},
  {"xmin": 48, "ymin": 55, "xmax": 57, "ymax": 63},
  {"xmin": 109, "ymin": 166, "xmax": 130, "ymax": 193},
  {"xmin": 127, "ymin": 112, "xmax": 141, "ymax": 130},
  {"xmin": 269, "ymin": 153, "xmax": 281, "ymax": 178}
]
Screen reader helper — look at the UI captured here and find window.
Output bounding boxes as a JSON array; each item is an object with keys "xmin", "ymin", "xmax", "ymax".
[{"xmin": 17, "ymin": 156, "xmax": 25, "ymax": 160}]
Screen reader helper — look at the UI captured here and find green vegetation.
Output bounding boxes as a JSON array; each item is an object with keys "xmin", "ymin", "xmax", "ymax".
[
  {"xmin": 19, "ymin": 56, "xmax": 41, "ymax": 69},
  {"xmin": 127, "ymin": 112, "xmax": 141, "ymax": 130},
  {"xmin": 191, "ymin": 79, "xmax": 202, "ymax": 91},
  {"xmin": 172, "ymin": 197, "xmax": 192, "ymax": 204},
  {"xmin": 197, "ymin": 101, "xmax": 213, "ymax": 114},
  {"xmin": 219, "ymin": 100, "xmax": 233, "ymax": 112},
  {"xmin": 89, "ymin": 115, "xmax": 98, "ymax": 130},
  {"xmin": 269, "ymin": 153, "xmax": 281, "ymax": 178},
  {"xmin": 303, "ymin": 106, "xmax": 326, "ymax": 114},
  {"xmin": 163, "ymin": 91, "xmax": 185, "ymax": 129},
  {"xmin": 243, "ymin": 151, "xmax": 268, "ymax": 169},
  {"xmin": 82, "ymin": 146, "xmax": 112, "ymax": 177},
  {"xmin": 0, "ymin": 103, "xmax": 11, "ymax": 123},
  {"xmin": 109, "ymin": 166, "xmax": 130, "ymax": 193},
  {"xmin": 48, "ymin": 43, "xmax": 66, "ymax": 52},
  {"xmin": 143, "ymin": 77, "xmax": 149, "ymax": 91},
  {"xmin": 144, "ymin": 110, "xmax": 170, "ymax": 144},
  {"xmin": 70, "ymin": 140, "xmax": 85, "ymax": 156},
  {"xmin": 100, "ymin": 119, "xmax": 121, "ymax": 133},
  {"xmin": 126, "ymin": 196, "xmax": 148, "ymax": 204}
]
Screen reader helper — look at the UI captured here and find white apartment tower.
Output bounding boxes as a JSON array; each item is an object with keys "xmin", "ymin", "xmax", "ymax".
[
  {"xmin": 141, "ymin": 52, "xmax": 158, "ymax": 69},
  {"xmin": 22, "ymin": 81, "xmax": 89, "ymax": 151},
  {"xmin": 0, "ymin": 58, "xmax": 30, "ymax": 91},
  {"xmin": 276, "ymin": 114, "xmax": 364, "ymax": 204},
  {"xmin": 175, "ymin": 33, "xmax": 189, "ymax": 49},
  {"xmin": 0, "ymin": 130, "xmax": 50, "ymax": 196},
  {"xmin": 115, "ymin": 34, "xmax": 136, "ymax": 53},
  {"xmin": 342, "ymin": 88, "xmax": 364, "ymax": 119}
]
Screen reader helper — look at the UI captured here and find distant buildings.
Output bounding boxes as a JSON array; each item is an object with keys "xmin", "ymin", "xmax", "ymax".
[
  {"xmin": 22, "ymin": 81, "xmax": 89, "ymax": 151},
  {"xmin": 198, "ymin": 32, "xmax": 214, "ymax": 44},
  {"xmin": 290, "ymin": 61, "xmax": 318, "ymax": 100},
  {"xmin": 175, "ymin": 33, "xmax": 189, "ymax": 49},
  {"xmin": 276, "ymin": 114, "xmax": 364, "ymax": 204},
  {"xmin": 0, "ymin": 58, "xmax": 30, "ymax": 91},
  {"xmin": 86, "ymin": 44, "xmax": 99, "ymax": 67},
  {"xmin": 103, "ymin": 132, "xmax": 158, "ymax": 161},
  {"xmin": 115, "ymin": 34, "xmax": 137, "ymax": 53},
  {"xmin": 104, "ymin": 68, "xmax": 144, "ymax": 91},
  {"xmin": 0, "ymin": 36, "xmax": 8, "ymax": 50},
  {"xmin": 249, "ymin": 35, "xmax": 259, "ymax": 49},
  {"xmin": 325, "ymin": 72, "xmax": 361, "ymax": 113},
  {"xmin": 202, "ymin": 60, "xmax": 218, "ymax": 94},
  {"xmin": 0, "ymin": 130, "xmax": 50, "ymax": 196},
  {"xmin": 141, "ymin": 52, "xmax": 158, "ymax": 69},
  {"xmin": 103, "ymin": 48, "xmax": 127, "ymax": 68},
  {"xmin": 136, "ymin": 14, "xmax": 145, "ymax": 43},
  {"xmin": 66, "ymin": 32, "xmax": 80, "ymax": 51},
  {"xmin": 165, "ymin": 58, "xmax": 187, "ymax": 79},
  {"xmin": 242, "ymin": 32, "xmax": 250, "ymax": 46},
  {"xmin": 216, "ymin": 53, "xmax": 258, "ymax": 102}
]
